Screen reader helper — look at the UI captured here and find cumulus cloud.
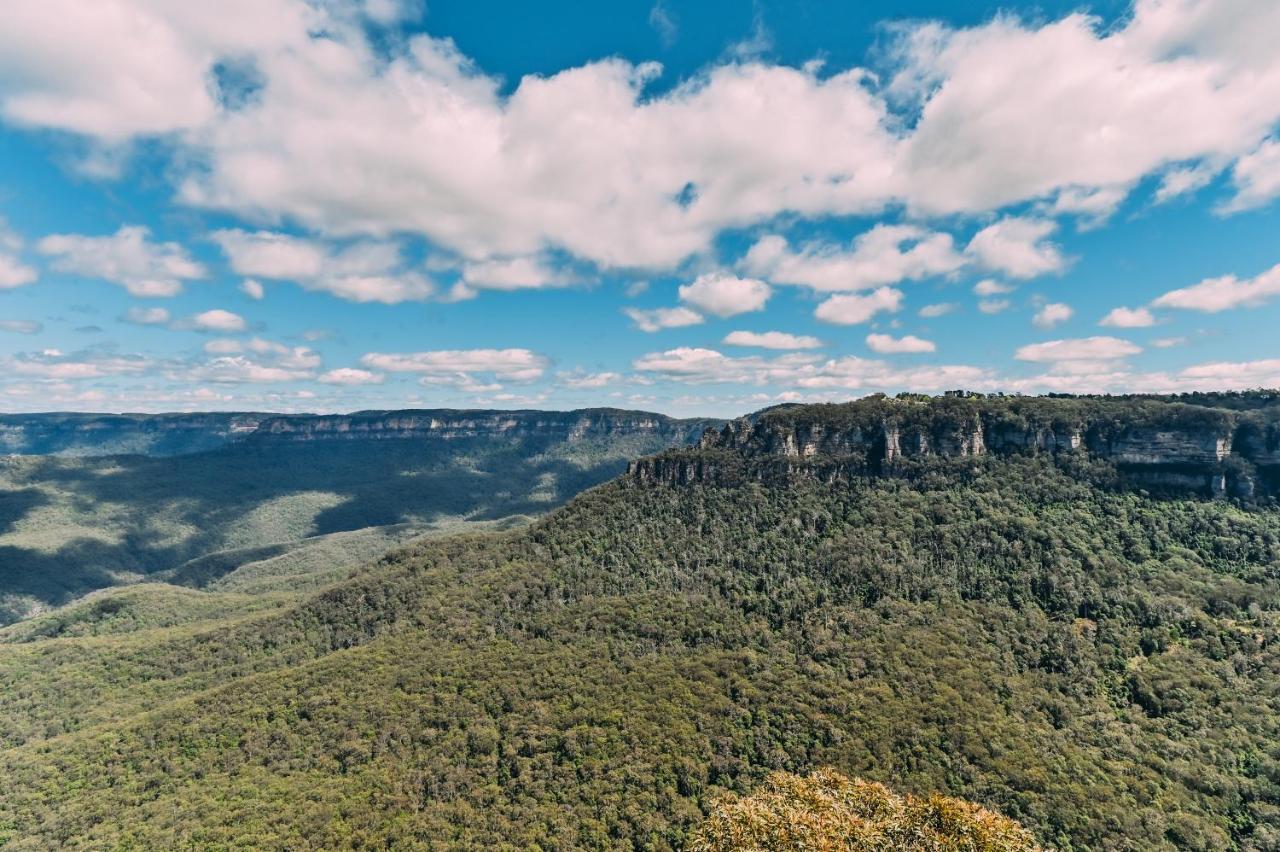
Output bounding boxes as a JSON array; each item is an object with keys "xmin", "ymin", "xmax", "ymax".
[
  {"xmin": 678, "ymin": 272, "xmax": 771, "ymax": 317},
  {"xmin": 917, "ymin": 302, "xmax": 956, "ymax": 318},
  {"xmin": 624, "ymin": 306, "xmax": 704, "ymax": 332},
  {"xmin": 187, "ymin": 357, "xmax": 313, "ymax": 384},
  {"xmin": 973, "ymin": 279, "xmax": 1013, "ymax": 296},
  {"xmin": 202, "ymin": 338, "xmax": 320, "ymax": 368},
  {"xmin": 1100, "ymin": 306, "xmax": 1156, "ymax": 327},
  {"xmin": 318, "ymin": 367, "xmax": 384, "ymax": 385},
  {"xmin": 0, "ymin": 224, "xmax": 36, "ymax": 289},
  {"xmin": 892, "ymin": 3, "xmax": 1280, "ymax": 214},
  {"xmin": 37, "ymin": 225, "xmax": 205, "ymax": 297},
  {"xmin": 0, "ymin": 0, "xmax": 315, "ymax": 139},
  {"xmin": 865, "ymin": 333, "xmax": 936, "ymax": 354},
  {"xmin": 1, "ymin": 349, "xmax": 151, "ymax": 379},
  {"xmin": 361, "ymin": 348, "xmax": 548, "ymax": 383},
  {"xmin": 978, "ymin": 298, "xmax": 1011, "ymax": 314},
  {"xmin": 965, "ymin": 218, "xmax": 1065, "ymax": 279},
  {"xmin": 632, "ymin": 346, "xmax": 991, "ymax": 392},
  {"xmin": 813, "ymin": 287, "xmax": 903, "ymax": 325},
  {"xmin": 1015, "ymin": 336, "xmax": 1142, "ymax": 363},
  {"xmin": 1221, "ymin": 139, "xmax": 1280, "ymax": 212},
  {"xmin": 213, "ymin": 229, "xmax": 433, "ymax": 304},
  {"xmin": 1152, "ymin": 262, "xmax": 1280, "ymax": 312},
  {"xmin": 743, "ymin": 225, "xmax": 964, "ymax": 292},
  {"xmin": 722, "ymin": 330, "xmax": 823, "ymax": 350},
  {"xmin": 457, "ymin": 256, "xmax": 569, "ymax": 295},
  {"xmin": 240, "ymin": 278, "xmax": 265, "ymax": 299},
  {"xmin": 0, "ymin": 0, "xmax": 1276, "ymax": 277},
  {"xmin": 558, "ymin": 370, "xmax": 625, "ymax": 389},
  {"xmin": 186, "ymin": 309, "xmax": 247, "ymax": 333},
  {"xmin": 1032, "ymin": 302, "xmax": 1073, "ymax": 329}
]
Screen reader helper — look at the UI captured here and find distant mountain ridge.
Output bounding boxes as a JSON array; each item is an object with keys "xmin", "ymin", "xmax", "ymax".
[
  {"xmin": 0, "ymin": 406, "xmax": 721, "ymax": 622},
  {"xmin": 0, "ymin": 407, "xmax": 718, "ymax": 458}
]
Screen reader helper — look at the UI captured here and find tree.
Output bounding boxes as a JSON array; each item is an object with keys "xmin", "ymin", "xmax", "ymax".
[{"xmin": 688, "ymin": 768, "xmax": 1042, "ymax": 851}]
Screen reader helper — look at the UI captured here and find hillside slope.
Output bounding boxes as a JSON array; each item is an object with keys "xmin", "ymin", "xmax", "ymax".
[
  {"xmin": 1, "ymin": 394, "xmax": 1278, "ymax": 849},
  {"xmin": 0, "ymin": 408, "xmax": 716, "ymax": 622}
]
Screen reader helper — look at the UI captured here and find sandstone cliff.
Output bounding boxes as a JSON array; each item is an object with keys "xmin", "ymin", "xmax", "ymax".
[{"xmin": 630, "ymin": 395, "xmax": 1280, "ymax": 498}]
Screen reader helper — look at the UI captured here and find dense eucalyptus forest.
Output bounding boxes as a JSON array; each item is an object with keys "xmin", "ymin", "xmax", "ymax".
[{"xmin": 0, "ymin": 394, "xmax": 1278, "ymax": 849}]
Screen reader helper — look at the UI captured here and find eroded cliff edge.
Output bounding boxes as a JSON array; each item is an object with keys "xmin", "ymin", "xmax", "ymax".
[{"xmin": 629, "ymin": 394, "xmax": 1280, "ymax": 499}]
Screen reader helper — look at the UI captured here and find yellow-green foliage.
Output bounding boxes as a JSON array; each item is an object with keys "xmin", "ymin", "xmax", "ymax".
[{"xmin": 689, "ymin": 768, "xmax": 1042, "ymax": 851}]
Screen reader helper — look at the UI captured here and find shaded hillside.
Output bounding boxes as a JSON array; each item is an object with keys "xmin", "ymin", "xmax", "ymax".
[
  {"xmin": 0, "ymin": 408, "xmax": 717, "ymax": 622},
  {"xmin": 1, "ymin": 395, "xmax": 1278, "ymax": 849}
]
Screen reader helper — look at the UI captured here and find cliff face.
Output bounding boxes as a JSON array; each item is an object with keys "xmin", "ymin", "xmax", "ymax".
[
  {"xmin": 0, "ymin": 408, "xmax": 721, "ymax": 458},
  {"xmin": 249, "ymin": 408, "xmax": 718, "ymax": 445},
  {"xmin": 629, "ymin": 396, "xmax": 1280, "ymax": 498},
  {"xmin": 0, "ymin": 413, "xmax": 265, "ymax": 457}
]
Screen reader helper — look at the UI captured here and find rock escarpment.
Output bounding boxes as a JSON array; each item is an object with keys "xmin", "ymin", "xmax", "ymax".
[
  {"xmin": 630, "ymin": 394, "xmax": 1280, "ymax": 498},
  {"xmin": 249, "ymin": 408, "xmax": 718, "ymax": 446},
  {"xmin": 1, "ymin": 408, "xmax": 721, "ymax": 458},
  {"xmin": 0, "ymin": 413, "xmax": 266, "ymax": 457}
]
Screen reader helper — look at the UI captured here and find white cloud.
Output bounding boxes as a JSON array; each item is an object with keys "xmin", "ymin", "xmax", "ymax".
[
  {"xmin": 813, "ymin": 286, "xmax": 903, "ymax": 325},
  {"xmin": 0, "ymin": 253, "xmax": 36, "ymax": 288},
  {"xmin": 965, "ymin": 218, "xmax": 1065, "ymax": 279},
  {"xmin": 893, "ymin": 4, "xmax": 1280, "ymax": 215},
  {"xmin": 0, "ymin": 0, "xmax": 315, "ymax": 139},
  {"xmin": 37, "ymin": 226, "xmax": 205, "ymax": 297},
  {"xmin": 1100, "ymin": 306, "xmax": 1156, "ymax": 327},
  {"xmin": 1, "ymin": 349, "xmax": 150, "ymax": 379},
  {"xmin": 678, "ymin": 272, "xmax": 771, "ymax": 317},
  {"xmin": 182, "ymin": 43, "xmax": 900, "ymax": 269},
  {"xmin": 360, "ymin": 348, "xmax": 548, "ymax": 382},
  {"xmin": 1152, "ymin": 336, "xmax": 1186, "ymax": 348},
  {"xmin": 1015, "ymin": 336, "xmax": 1142, "ymax": 363},
  {"xmin": 558, "ymin": 370, "xmax": 624, "ymax": 389},
  {"xmin": 319, "ymin": 367, "xmax": 384, "ymax": 385},
  {"xmin": 624, "ymin": 306, "xmax": 704, "ymax": 333},
  {"xmin": 186, "ymin": 309, "xmax": 247, "ymax": 333},
  {"xmin": 1221, "ymin": 139, "xmax": 1280, "ymax": 212},
  {"xmin": 973, "ymin": 279, "xmax": 1012, "ymax": 296},
  {"xmin": 1032, "ymin": 302, "xmax": 1073, "ymax": 329},
  {"xmin": 632, "ymin": 346, "xmax": 991, "ymax": 392},
  {"xmin": 459, "ymin": 256, "xmax": 567, "ymax": 293},
  {"xmin": 1154, "ymin": 163, "xmax": 1218, "ymax": 203},
  {"xmin": 0, "ymin": 320, "xmax": 41, "ymax": 334},
  {"xmin": 187, "ymin": 357, "xmax": 313, "ymax": 384},
  {"xmin": 866, "ymin": 333, "xmax": 936, "ymax": 354},
  {"xmin": 977, "ymin": 298, "xmax": 1010, "ymax": 314},
  {"xmin": 723, "ymin": 330, "xmax": 822, "ymax": 350},
  {"xmin": 0, "ymin": 0, "xmax": 1277, "ymax": 277},
  {"xmin": 917, "ymin": 302, "xmax": 956, "ymax": 318},
  {"xmin": 240, "ymin": 278, "xmax": 265, "ymax": 300},
  {"xmin": 1177, "ymin": 358, "xmax": 1280, "ymax": 386},
  {"xmin": 1151, "ymin": 262, "xmax": 1280, "ymax": 312},
  {"xmin": 213, "ymin": 229, "xmax": 433, "ymax": 304},
  {"xmin": 744, "ymin": 225, "xmax": 964, "ymax": 292},
  {"xmin": 123, "ymin": 306, "xmax": 172, "ymax": 326}
]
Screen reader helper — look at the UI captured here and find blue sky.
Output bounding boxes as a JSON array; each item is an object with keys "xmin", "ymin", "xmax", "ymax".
[{"xmin": 0, "ymin": 0, "xmax": 1278, "ymax": 417}]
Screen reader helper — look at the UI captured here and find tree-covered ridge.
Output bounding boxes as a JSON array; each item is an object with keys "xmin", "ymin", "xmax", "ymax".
[
  {"xmin": 0, "ymin": 449, "xmax": 1277, "ymax": 848},
  {"xmin": 749, "ymin": 392, "xmax": 1254, "ymax": 436},
  {"xmin": 689, "ymin": 768, "xmax": 1041, "ymax": 851}
]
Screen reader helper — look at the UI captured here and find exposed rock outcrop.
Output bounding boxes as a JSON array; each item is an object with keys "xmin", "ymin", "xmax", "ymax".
[
  {"xmin": 0, "ymin": 413, "xmax": 265, "ymax": 457},
  {"xmin": 630, "ymin": 395, "xmax": 1280, "ymax": 498},
  {"xmin": 249, "ymin": 408, "xmax": 718, "ymax": 446}
]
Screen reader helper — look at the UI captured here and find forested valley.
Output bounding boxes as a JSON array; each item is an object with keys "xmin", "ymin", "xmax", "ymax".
[{"xmin": 2, "ymin": 394, "xmax": 1278, "ymax": 849}]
